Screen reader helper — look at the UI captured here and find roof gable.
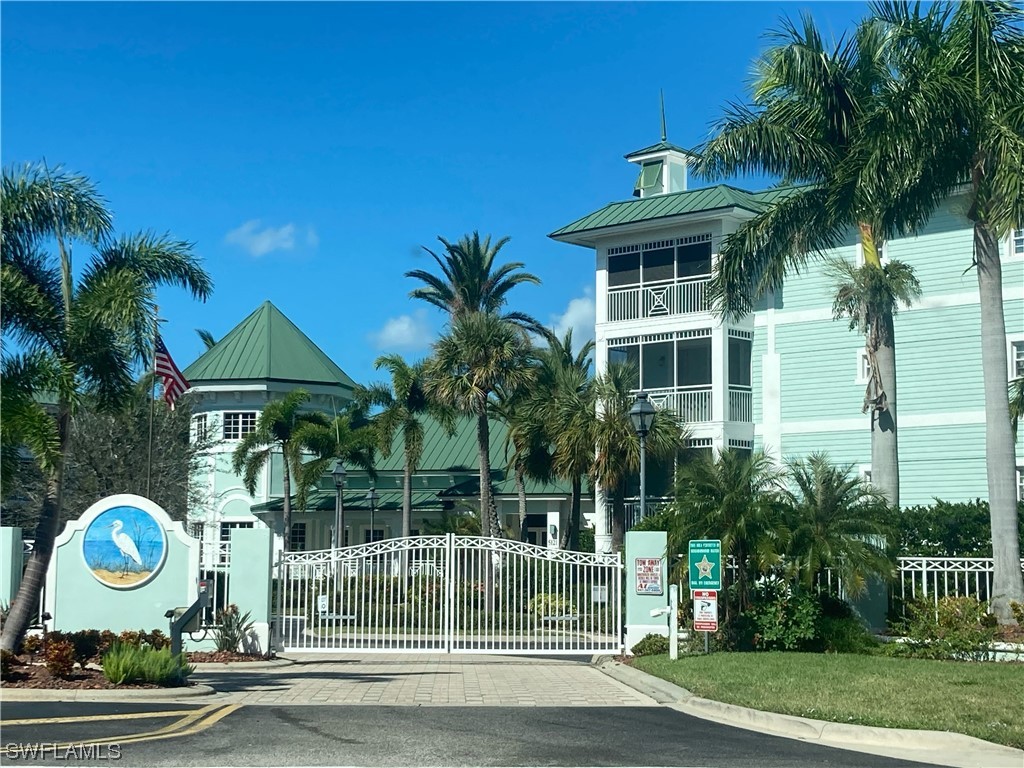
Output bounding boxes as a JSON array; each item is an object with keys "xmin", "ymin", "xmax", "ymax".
[{"xmin": 183, "ymin": 301, "xmax": 355, "ymax": 389}]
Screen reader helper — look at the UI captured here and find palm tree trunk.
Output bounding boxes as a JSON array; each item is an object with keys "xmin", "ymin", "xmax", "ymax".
[
  {"xmin": 563, "ymin": 475, "xmax": 582, "ymax": 551},
  {"xmin": 516, "ymin": 466, "xmax": 528, "ymax": 542},
  {"xmin": 402, "ymin": 460, "xmax": 413, "ymax": 538},
  {"xmin": 475, "ymin": 404, "xmax": 492, "ymax": 539},
  {"xmin": 975, "ymin": 222, "xmax": 1024, "ymax": 623},
  {"xmin": 0, "ymin": 409, "xmax": 69, "ymax": 652},
  {"xmin": 282, "ymin": 456, "xmax": 292, "ymax": 552},
  {"xmin": 610, "ymin": 485, "xmax": 626, "ymax": 553},
  {"xmin": 870, "ymin": 313, "xmax": 900, "ymax": 507}
]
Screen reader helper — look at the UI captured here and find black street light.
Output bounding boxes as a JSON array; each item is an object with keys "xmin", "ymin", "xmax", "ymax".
[
  {"xmin": 629, "ymin": 392, "xmax": 656, "ymax": 524},
  {"xmin": 367, "ymin": 487, "xmax": 380, "ymax": 543},
  {"xmin": 332, "ymin": 461, "xmax": 347, "ymax": 549}
]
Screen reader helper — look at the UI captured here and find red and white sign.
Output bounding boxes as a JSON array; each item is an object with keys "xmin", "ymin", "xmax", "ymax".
[{"xmin": 693, "ymin": 589, "xmax": 718, "ymax": 632}]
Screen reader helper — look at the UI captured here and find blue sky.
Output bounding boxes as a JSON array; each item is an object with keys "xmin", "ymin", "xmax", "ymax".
[{"xmin": 2, "ymin": 1, "xmax": 870, "ymax": 388}]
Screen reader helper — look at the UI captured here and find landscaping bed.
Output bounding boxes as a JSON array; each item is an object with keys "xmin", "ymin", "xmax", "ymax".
[
  {"xmin": 187, "ymin": 650, "xmax": 274, "ymax": 663},
  {"xmin": 0, "ymin": 659, "xmax": 171, "ymax": 690},
  {"xmin": 631, "ymin": 652, "xmax": 1024, "ymax": 750}
]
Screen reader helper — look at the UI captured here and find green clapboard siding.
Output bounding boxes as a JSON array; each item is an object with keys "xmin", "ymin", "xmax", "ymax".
[{"xmin": 776, "ymin": 320, "xmax": 866, "ymax": 422}]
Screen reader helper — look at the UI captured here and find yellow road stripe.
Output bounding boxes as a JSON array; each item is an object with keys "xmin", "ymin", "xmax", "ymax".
[
  {"xmin": 0, "ymin": 703, "xmax": 238, "ymax": 755},
  {"xmin": 2, "ymin": 708, "xmax": 198, "ymax": 727}
]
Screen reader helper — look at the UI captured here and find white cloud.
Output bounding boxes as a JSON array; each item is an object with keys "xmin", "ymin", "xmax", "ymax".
[
  {"xmin": 550, "ymin": 288, "xmax": 596, "ymax": 346},
  {"xmin": 369, "ymin": 309, "xmax": 434, "ymax": 352},
  {"xmin": 224, "ymin": 220, "xmax": 299, "ymax": 257},
  {"xmin": 305, "ymin": 226, "xmax": 320, "ymax": 249}
]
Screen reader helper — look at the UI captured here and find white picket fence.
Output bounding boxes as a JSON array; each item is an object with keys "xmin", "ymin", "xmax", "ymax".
[{"xmin": 896, "ymin": 556, "xmax": 1024, "ymax": 609}]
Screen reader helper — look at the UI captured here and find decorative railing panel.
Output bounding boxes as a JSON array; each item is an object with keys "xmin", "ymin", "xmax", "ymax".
[
  {"xmin": 644, "ymin": 386, "xmax": 712, "ymax": 423},
  {"xmin": 607, "ymin": 278, "xmax": 709, "ymax": 322},
  {"xmin": 728, "ymin": 387, "xmax": 752, "ymax": 423}
]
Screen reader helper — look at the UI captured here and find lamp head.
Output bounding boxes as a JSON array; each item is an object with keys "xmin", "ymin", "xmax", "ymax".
[
  {"xmin": 331, "ymin": 460, "xmax": 347, "ymax": 489},
  {"xmin": 629, "ymin": 392, "xmax": 656, "ymax": 438}
]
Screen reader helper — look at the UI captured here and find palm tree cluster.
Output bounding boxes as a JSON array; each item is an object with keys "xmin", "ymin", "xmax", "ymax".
[
  {"xmin": 661, "ymin": 450, "xmax": 894, "ymax": 619},
  {"xmin": 696, "ymin": 0, "xmax": 1024, "ymax": 622}
]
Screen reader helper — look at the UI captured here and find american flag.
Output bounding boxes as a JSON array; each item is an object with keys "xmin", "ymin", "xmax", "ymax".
[{"xmin": 154, "ymin": 334, "xmax": 190, "ymax": 408}]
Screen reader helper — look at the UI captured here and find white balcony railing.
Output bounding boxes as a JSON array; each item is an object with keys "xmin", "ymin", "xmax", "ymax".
[
  {"xmin": 607, "ymin": 277, "xmax": 709, "ymax": 322},
  {"xmin": 728, "ymin": 386, "xmax": 753, "ymax": 422},
  {"xmin": 641, "ymin": 386, "xmax": 712, "ymax": 423}
]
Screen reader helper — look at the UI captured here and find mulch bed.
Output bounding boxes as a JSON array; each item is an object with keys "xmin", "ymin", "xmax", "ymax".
[
  {"xmin": 0, "ymin": 659, "xmax": 169, "ymax": 690},
  {"xmin": 186, "ymin": 651, "xmax": 275, "ymax": 663}
]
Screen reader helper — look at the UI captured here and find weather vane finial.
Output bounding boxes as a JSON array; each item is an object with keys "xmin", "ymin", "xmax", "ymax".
[{"xmin": 660, "ymin": 89, "xmax": 667, "ymax": 142}]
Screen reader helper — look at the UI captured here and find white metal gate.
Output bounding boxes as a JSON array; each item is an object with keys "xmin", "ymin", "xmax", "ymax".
[{"xmin": 274, "ymin": 534, "xmax": 622, "ymax": 655}]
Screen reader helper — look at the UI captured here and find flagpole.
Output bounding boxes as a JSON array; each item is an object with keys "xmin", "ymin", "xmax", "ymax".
[{"xmin": 146, "ymin": 306, "xmax": 159, "ymax": 498}]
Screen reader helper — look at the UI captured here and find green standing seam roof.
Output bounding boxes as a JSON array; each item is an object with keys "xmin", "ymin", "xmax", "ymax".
[
  {"xmin": 549, "ymin": 183, "xmax": 807, "ymax": 241},
  {"xmin": 183, "ymin": 301, "xmax": 356, "ymax": 389},
  {"xmin": 624, "ymin": 141, "xmax": 693, "ymax": 159}
]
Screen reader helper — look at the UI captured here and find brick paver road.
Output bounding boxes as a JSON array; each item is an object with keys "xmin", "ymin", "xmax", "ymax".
[{"xmin": 198, "ymin": 654, "xmax": 657, "ymax": 707}]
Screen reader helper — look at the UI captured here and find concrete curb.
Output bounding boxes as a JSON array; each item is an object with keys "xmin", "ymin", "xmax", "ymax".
[
  {"xmin": 0, "ymin": 684, "xmax": 217, "ymax": 702},
  {"xmin": 190, "ymin": 657, "xmax": 293, "ymax": 671},
  {"xmin": 593, "ymin": 658, "xmax": 1024, "ymax": 766}
]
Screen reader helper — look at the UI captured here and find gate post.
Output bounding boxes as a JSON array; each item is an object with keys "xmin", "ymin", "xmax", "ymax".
[
  {"xmin": 229, "ymin": 527, "xmax": 274, "ymax": 654},
  {"xmin": 444, "ymin": 533, "xmax": 455, "ymax": 654},
  {"xmin": 624, "ymin": 530, "xmax": 669, "ymax": 655}
]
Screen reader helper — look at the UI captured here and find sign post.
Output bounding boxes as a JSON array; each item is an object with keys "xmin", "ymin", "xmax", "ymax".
[{"xmin": 688, "ymin": 539, "xmax": 721, "ymax": 654}]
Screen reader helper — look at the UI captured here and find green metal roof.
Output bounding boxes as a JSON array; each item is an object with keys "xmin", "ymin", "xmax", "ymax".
[
  {"xmin": 183, "ymin": 301, "xmax": 355, "ymax": 389},
  {"xmin": 624, "ymin": 140, "xmax": 692, "ymax": 159},
  {"xmin": 549, "ymin": 184, "xmax": 805, "ymax": 244}
]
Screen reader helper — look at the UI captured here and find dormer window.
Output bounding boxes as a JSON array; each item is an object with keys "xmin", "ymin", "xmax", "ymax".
[{"xmin": 634, "ymin": 161, "xmax": 664, "ymax": 198}]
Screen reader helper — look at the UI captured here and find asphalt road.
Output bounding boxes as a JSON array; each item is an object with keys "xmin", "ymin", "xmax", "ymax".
[{"xmin": 0, "ymin": 702, "xmax": 944, "ymax": 768}]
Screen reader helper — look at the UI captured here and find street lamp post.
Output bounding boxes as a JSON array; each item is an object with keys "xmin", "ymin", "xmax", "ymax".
[
  {"xmin": 367, "ymin": 488, "xmax": 379, "ymax": 543},
  {"xmin": 629, "ymin": 392, "xmax": 656, "ymax": 525},
  {"xmin": 331, "ymin": 461, "xmax": 347, "ymax": 550}
]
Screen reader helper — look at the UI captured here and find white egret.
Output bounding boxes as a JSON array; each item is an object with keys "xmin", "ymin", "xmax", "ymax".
[{"xmin": 110, "ymin": 520, "xmax": 142, "ymax": 576}]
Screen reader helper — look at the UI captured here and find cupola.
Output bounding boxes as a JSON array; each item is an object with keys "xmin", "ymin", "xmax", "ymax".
[{"xmin": 626, "ymin": 93, "xmax": 695, "ymax": 198}]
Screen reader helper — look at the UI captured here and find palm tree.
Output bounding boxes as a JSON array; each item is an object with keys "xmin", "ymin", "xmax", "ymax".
[
  {"xmin": 196, "ymin": 328, "xmax": 217, "ymax": 350},
  {"xmin": 406, "ymin": 230, "xmax": 545, "ymax": 333},
  {"xmin": 359, "ymin": 355, "xmax": 456, "ymax": 539},
  {"xmin": 669, "ymin": 450, "xmax": 789, "ymax": 616},
  {"xmin": 694, "ymin": 14, "xmax": 934, "ymax": 508},
  {"xmin": 425, "ymin": 312, "xmax": 536, "ymax": 538},
  {"xmin": 533, "ymin": 330, "xmax": 596, "ymax": 551},
  {"xmin": 864, "ymin": 0, "xmax": 1024, "ymax": 623},
  {"xmin": 592, "ymin": 361, "xmax": 688, "ymax": 552},
  {"xmin": 231, "ymin": 389, "xmax": 333, "ymax": 551},
  {"xmin": 0, "ymin": 163, "xmax": 211, "ymax": 651},
  {"xmin": 781, "ymin": 452, "xmax": 895, "ymax": 596},
  {"xmin": 491, "ymin": 381, "xmax": 551, "ymax": 542}
]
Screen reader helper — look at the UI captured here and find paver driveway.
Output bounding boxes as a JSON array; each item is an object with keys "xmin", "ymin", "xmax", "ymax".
[{"xmin": 198, "ymin": 654, "xmax": 657, "ymax": 707}]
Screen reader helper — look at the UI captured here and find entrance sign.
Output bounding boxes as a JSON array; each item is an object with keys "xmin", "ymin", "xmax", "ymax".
[
  {"xmin": 688, "ymin": 539, "xmax": 722, "ymax": 591},
  {"xmin": 83, "ymin": 504, "xmax": 168, "ymax": 589},
  {"xmin": 693, "ymin": 589, "xmax": 718, "ymax": 632},
  {"xmin": 634, "ymin": 557, "xmax": 663, "ymax": 595}
]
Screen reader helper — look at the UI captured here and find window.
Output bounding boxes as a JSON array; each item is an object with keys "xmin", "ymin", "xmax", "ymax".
[
  {"xmin": 634, "ymin": 161, "xmax": 663, "ymax": 196},
  {"xmin": 187, "ymin": 521, "xmax": 205, "ymax": 540},
  {"xmin": 859, "ymin": 466, "xmax": 873, "ymax": 485},
  {"xmin": 608, "ymin": 344, "xmax": 641, "ymax": 389},
  {"xmin": 1011, "ymin": 340, "xmax": 1024, "ymax": 380},
  {"xmin": 289, "ymin": 523, "xmax": 307, "ymax": 551},
  {"xmin": 676, "ymin": 337, "xmax": 712, "ymax": 386},
  {"xmin": 677, "ymin": 241, "xmax": 712, "ymax": 278},
  {"xmin": 608, "ymin": 253, "xmax": 641, "ymax": 287},
  {"xmin": 728, "ymin": 338, "xmax": 752, "ymax": 387},
  {"xmin": 642, "ymin": 247, "xmax": 674, "ymax": 283},
  {"xmin": 193, "ymin": 414, "xmax": 208, "ymax": 442},
  {"xmin": 856, "ymin": 350, "xmax": 872, "ymax": 385},
  {"xmin": 223, "ymin": 411, "xmax": 257, "ymax": 440},
  {"xmin": 1018, "ymin": 467, "xmax": 1024, "ymax": 502},
  {"xmin": 641, "ymin": 341, "xmax": 674, "ymax": 390},
  {"xmin": 363, "ymin": 528, "xmax": 385, "ymax": 544},
  {"xmin": 1013, "ymin": 229, "xmax": 1024, "ymax": 256}
]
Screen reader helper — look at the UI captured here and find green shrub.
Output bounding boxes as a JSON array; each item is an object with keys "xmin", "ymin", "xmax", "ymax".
[
  {"xmin": 45, "ymin": 638, "xmax": 76, "ymax": 677},
  {"xmin": 214, "ymin": 604, "xmax": 254, "ymax": 652},
  {"xmin": 893, "ymin": 596, "xmax": 997, "ymax": 661},
  {"xmin": 101, "ymin": 642, "xmax": 193, "ymax": 687},
  {"xmin": 631, "ymin": 633, "xmax": 670, "ymax": 656},
  {"xmin": 1011, "ymin": 601, "xmax": 1024, "ymax": 626},
  {"xmin": 817, "ymin": 616, "xmax": 879, "ymax": 654},
  {"xmin": 68, "ymin": 630, "xmax": 102, "ymax": 666},
  {"xmin": 22, "ymin": 634, "xmax": 43, "ymax": 656},
  {"xmin": 527, "ymin": 594, "xmax": 578, "ymax": 620},
  {"xmin": 743, "ymin": 580, "xmax": 821, "ymax": 651}
]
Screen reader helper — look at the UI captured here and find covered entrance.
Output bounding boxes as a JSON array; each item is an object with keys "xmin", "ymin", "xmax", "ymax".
[{"xmin": 274, "ymin": 534, "xmax": 622, "ymax": 654}]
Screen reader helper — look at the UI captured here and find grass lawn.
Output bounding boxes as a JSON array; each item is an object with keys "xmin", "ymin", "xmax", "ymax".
[{"xmin": 632, "ymin": 652, "xmax": 1024, "ymax": 749}]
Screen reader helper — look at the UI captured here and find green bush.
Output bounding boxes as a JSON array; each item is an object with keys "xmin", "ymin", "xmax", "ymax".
[
  {"xmin": 0, "ymin": 649, "xmax": 15, "ymax": 680},
  {"xmin": 631, "ymin": 633, "xmax": 670, "ymax": 656},
  {"xmin": 1011, "ymin": 601, "xmax": 1024, "ymax": 626},
  {"xmin": 893, "ymin": 499, "xmax": 1024, "ymax": 557},
  {"xmin": 102, "ymin": 642, "xmax": 193, "ymax": 687},
  {"xmin": 892, "ymin": 596, "xmax": 996, "ymax": 661},
  {"xmin": 527, "ymin": 593, "xmax": 578, "ymax": 620},
  {"xmin": 68, "ymin": 630, "xmax": 102, "ymax": 666},
  {"xmin": 817, "ymin": 616, "xmax": 879, "ymax": 654},
  {"xmin": 45, "ymin": 638, "xmax": 76, "ymax": 677},
  {"xmin": 214, "ymin": 604, "xmax": 254, "ymax": 652},
  {"xmin": 743, "ymin": 580, "xmax": 821, "ymax": 651}
]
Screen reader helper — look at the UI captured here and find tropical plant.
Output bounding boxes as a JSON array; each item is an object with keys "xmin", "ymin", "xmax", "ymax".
[
  {"xmin": 422, "ymin": 505, "xmax": 482, "ymax": 536},
  {"xmin": 865, "ymin": 0, "xmax": 1024, "ymax": 622},
  {"xmin": 196, "ymin": 328, "xmax": 217, "ymax": 350},
  {"xmin": 669, "ymin": 450, "xmax": 789, "ymax": 615},
  {"xmin": 213, "ymin": 604, "xmax": 254, "ymax": 653},
  {"xmin": 780, "ymin": 452, "xmax": 896, "ymax": 596},
  {"xmin": 406, "ymin": 230, "xmax": 544, "ymax": 332},
  {"xmin": 231, "ymin": 389, "xmax": 333, "ymax": 551},
  {"xmin": 359, "ymin": 355, "xmax": 456, "ymax": 538},
  {"xmin": 0, "ymin": 163, "xmax": 211, "ymax": 652},
  {"xmin": 694, "ymin": 13, "xmax": 940, "ymax": 510},
  {"xmin": 591, "ymin": 361, "xmax": 687, "ymax": 552},
  {"xmin": 425, "ymin": 312, "xmax": 537, "ymax": 538}
]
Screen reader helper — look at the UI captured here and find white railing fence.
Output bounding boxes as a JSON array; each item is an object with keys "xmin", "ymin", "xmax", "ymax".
[
  {"xmin": 196, "ymin": 538, "xmax": 232, "ymax": 627},
  {"xmin": 896, "ymin": 557, "xmax": 1024, "ymax": 611},
  {"xmin": 644, "ymin": 386, "xmax": 712, "ymax": 423},
  {"xmin": 607, "ymin": 278, "xmax": 709, "ymax": 322},
  {"xmin": 728, "ymin": 386, "xmax": 753, "ymax": 422}
]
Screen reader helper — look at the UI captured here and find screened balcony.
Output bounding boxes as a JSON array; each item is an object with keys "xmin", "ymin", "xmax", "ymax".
[{"xmin": 606, "ymin": 235, "xmax": 712, "ymax": 322}]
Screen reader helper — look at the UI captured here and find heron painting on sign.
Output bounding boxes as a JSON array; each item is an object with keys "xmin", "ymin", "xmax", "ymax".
[{"xmin": 82, "ymin": 505, "xmax": 168, "ymax": 588}]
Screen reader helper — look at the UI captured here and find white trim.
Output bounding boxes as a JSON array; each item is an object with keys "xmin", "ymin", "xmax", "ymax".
[
  {"xmin": 859, "ymin": 464, "xmax": 872, "ymax": 484},
  {"xmin": 1009, "ymin": 229, "xmax": 1024, "ymax": 259},
  {"xmin": 754, "ymin": 410, "xmax": 988, "ymax": 436},
  {"xmin": 1007, "ymin": 333, "xmax": 1024, "ymax": 381},
  {"xmin": 855, "ymin": 349, "xmax": 871, "ymax": 386},
  {"xmin": 754, "ymin": 285, "xmax": 1024, "ymax": 327}
]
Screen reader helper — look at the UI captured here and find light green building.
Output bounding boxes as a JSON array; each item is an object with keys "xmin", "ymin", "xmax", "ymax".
[
  {"xmin": 183, "ymin": 301, "xmax": 590, "ymax": 555},
  {"xmin": 551, "ymin": 137, "xmax": 1024, "ymax": 553}
]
